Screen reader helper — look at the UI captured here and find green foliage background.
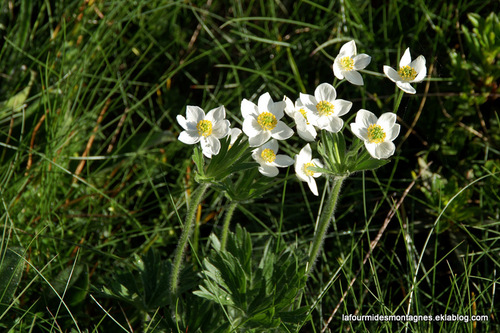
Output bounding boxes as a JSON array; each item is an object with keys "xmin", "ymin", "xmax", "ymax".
[{"xmin": 0, "ymin": 0, "xmax": 499, "ymax": 331}]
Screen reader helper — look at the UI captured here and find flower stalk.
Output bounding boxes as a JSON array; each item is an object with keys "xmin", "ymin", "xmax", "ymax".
[
  {"xmin": 170, "ymin": 182, "xmax": 211, "ymax": 298},
  {"xmin": 306, "ymin": 175, "xmax": 346, "ymax": 275},
  {"xmin": 393, "ymin": 89, "xmax": 404, "ymax": 113},
  {"xmin": 221, "ymin": 201, "xmax": 238, "ymax": 250}
]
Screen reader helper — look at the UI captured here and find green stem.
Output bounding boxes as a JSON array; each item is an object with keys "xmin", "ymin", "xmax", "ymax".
[
  {"xmin": 306, "ymin": 176, "xmax": 346, "ymax": 275},
  {"xmin": 393, "ymin": 89, "xmax": 404, "ymax": 113},
  {"xmin": 221, "ymin": 201, "xmax": 238, "ymax": 250},
  {"xmin": 170, "ymin": 182, "xmax": 210, "ymax": 297}
]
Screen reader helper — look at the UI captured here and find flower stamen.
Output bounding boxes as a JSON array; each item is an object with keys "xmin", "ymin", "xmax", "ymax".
[
  {"xmin": 298, "ymin": 108, "xmax": 309, "ymax": 124},
  {"xmin": 196, "ymin": 120, "xmax": 213, "ymax": 137},
  {"xmin": 316, "ymin": 101, "xmax": 335, "ymax": 116},
  {"xmin": 367, "ymin": 124, "xmax": 386, "ymax": 144},
  {"xmin": 257, "ymin": 112, "xmax": 278, "ymax": 131},
  {"xmin": 340, "ymin": 56, "xmax": 354, "ymax": 71},
  {"xmin": 398, "ymin": 65, "xmax": 417, "ymax": 81},
  {"xmin": 261, "ymin": 148, "xmax": 276, "ymax": 163},
  {"xmin": 303, "ymin": 162, "xmax": 316, "ymax": 176}
]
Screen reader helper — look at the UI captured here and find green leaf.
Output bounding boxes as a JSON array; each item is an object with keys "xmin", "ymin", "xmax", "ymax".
[
  {"xmin": 351, "ymin": 158, "xmax": 391, "ymax": 171},
  {"xmin": 192, "ymin": 146, "xmax": 205, "ymax": 176},
  {"xmin": 195, "ymin": 226, "xmax": 308, "ymax": 330}
]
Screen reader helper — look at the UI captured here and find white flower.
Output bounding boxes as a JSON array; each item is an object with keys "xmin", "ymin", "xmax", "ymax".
[
  {"xmin": 176, "ymin": 105, "xmax": 230, "ymax": 158},
  {"xmin": 284, "ymin": 96, "xmax": 317, "ymax": 142},
  {"xmin": 294, "ymin": 144, "xmax": 323, "ymax": 196},
  {"xmin": 350, "ymin": 109, "xmax": 401, "ymax": 159},
  {"xmin": 242, "ymin": 92, "xmax": 294, "ymax": 147},
  {"xmin": 300, "ymin": 83, "xmax": 352, "ymax": 133},
  {"xmin": 383, "ymin": 48, "xmax": 426, "ymax": 94},
  {"xmin": 333, "ymin": 40, "xmax": 371, "ymax": 86},
  {"xmin": 252, "ymin": 139, "xmax": 294, "ymax": 177}
]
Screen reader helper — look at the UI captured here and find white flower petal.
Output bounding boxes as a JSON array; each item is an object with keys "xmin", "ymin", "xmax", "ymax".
[
  {"xmin": 201, "ymin": 136, "xmax": 221, "ymax": 158},
  {"xmin": 241, "ymin": 99, "xmax": 258, "ymax": 118},
  {"xmin": 259, "ymin": 164, "xmax": 279, "ymax": 177},
  {"xmin": 258, "ymin": 92, "xmax": 273, "ymax": 112},
  {"xmin": 315, "ymin": 83, "xmax": 337, "ymax": 102},
  {"xmin": 207, "ymin": 105, "xmax": 225, "ymax": 122},
  {"xmin": 274, "ymin": 155, "xmax": 294, "ymax": 167},
  {"xmin": 356, "ymin": 109, "xmax": 377, "ymax": 128},
  {"xmin": 299, "ymin": 93, "xmax": 317, "ymax": 110},
  {"xmin": 339, "ymin": 40, "xmax": 356, "ymax": 57},
  {"xmin": 262, "ymin": 139, "xmax": 278, "ymax": 152},
  {"xmin": 315, "ymin": 116, "xmax": 331, "ymax": 130},
  {"xmin": 333, "ymin": 62, "xmax": 344, "ymax": 80},
  {"xmin": 386, "ymin": 123, "xmax": 400, "ymax": 141},
  {"xmin": 412, "ymin": 55, "xmax": 427, "ymax": 82},
  {"xmin": 295, "ymin": 98, "xmax": 305, "ymax": 108},
  {"xmin": 350, "ymin": 122, "xmax": 367, "ymax": 141},
  {"xmin": 344, "ymin": 70, "xmax": 364, "ymax": 86},
  {"xmin": 249, "ymin": 131, "xmax": 271, "ymax": 147},
  {"xmin": 326, "ymin": 116, "xmax": 344, "ymax": 133},
  {"xmin": 365, "ymin": 142, "xmax": 379, "ymax": 159},
  {"xmin": 186, "ymin": 105, "xmax": 205, "ymax": 123},
  {"xmin": 251, "ymin": 148, "xmax": 263, "ymax": 164},
  {"xmin": 296, "ymin": 115, "xmax": 316, "ymax": 141},
  {"xmin": 396, "ymin": 81, "xmax": 416, "ymax": 94},
  {"xmin": 178, "ymin": 130, "xmax": 200, "ymax": 145},
  {"xmin": 270, "ymin": 121, "xmax": 294, "ymax": 140},
  {"xmin": 333, "ymin": 99, "xmax": 353, "ymax": 117},
  {"xmin": 283, "ymin": 96, "xmax": 295, "ymax": 117},
  {"xmin": 377, "ymin": 112, "xmax": 397, "ymax": 130},
  {"xmin": 243, "ymin": 117, "xmax": 262, "ymax": 137},
  {"xmin": 300, "ymin": 143, "xmax": 312, "ymax": 162},
  {"xmin": 269, "ymin": 100, "xmax": 285, "ymax": 120},
  {"xmin": 307, "ymin": 177, "xmax": 319, "ymax": 196},
  {"xmin": 212, "ymin": 119, "xmax": 230, "ymax": 138},
  {"xmin": 375, "ymin": 141, "xmax": 395, "ymax": 159},
  {"xmin": 399, "ymin": 48, "xmax": 411, "ymax": 67},
  {"xmin": 383, "ymin": 66, "xmax": 401, "ymax": 83},
  {"xmin": 228, "ymin": 128, "xmax": 242, "ymax": 145},
  {"xmin": 353, "ymin": 54, "xmax": 371, "ymax": 70},
  {"xmin": 176, "ymin": 115, "xmax": 187, "ymax": 130}
]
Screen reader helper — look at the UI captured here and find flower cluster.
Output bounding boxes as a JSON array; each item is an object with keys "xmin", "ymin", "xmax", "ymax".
[{"xmin": 176, "ymin": 41, "xmax": 426, "ymax": 195}]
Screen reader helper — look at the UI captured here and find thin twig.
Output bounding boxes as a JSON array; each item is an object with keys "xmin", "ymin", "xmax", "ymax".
[
  {"xmin": 73, "ymin": 99, "xmax": 110, "ymax": 183},
  {"xmin": 25, "ymin": 110, "xmax": 48, "ymax": 174}
]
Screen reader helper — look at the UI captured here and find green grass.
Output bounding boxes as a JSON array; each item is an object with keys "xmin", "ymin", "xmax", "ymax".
[{"xmin": 1, "ymin": 0, "xmax": 499, "ymax": 331}]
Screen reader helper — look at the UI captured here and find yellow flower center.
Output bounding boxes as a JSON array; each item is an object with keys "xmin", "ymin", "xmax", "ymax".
[
  {"xmin": 316, "ymin": 101, "xmax": 334, "ymax": 117},
  {"xmin": 398, "ymin": 65, "xmax": 417, "ymax": 81},
  {"xmin": 303, "ymin": 162, "xmax": 315, "ymax": 176},
  {"xmin": 257, "ymin": 112, "xmax": 278, "ymax": 131},
  {"xmin": 367, "ymin": 124, "xmax": 386, "ymax": 144},
  {"xmin": 298, "ymin": 108, "xmax": 309, "ymax": 125},
  {"xmin": 261, "ymin": 148, "xmax": 276, "ymax": 163},
  {"xmin": 196, "ymin": 120, "xmax": 213, "ymax": 137},
  {"xmin": 340, "ymin": 56, "xmax": 354, "ymax": 71}
]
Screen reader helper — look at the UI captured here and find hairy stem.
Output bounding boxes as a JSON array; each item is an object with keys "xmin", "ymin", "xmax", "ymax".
[
  {"xmin": 306, "ymin": 176, "xmax": 346, "ymax": 275},
  {"xmin": 170, "ymin": 182, "xmax": 210, "ymax": 298},
  {"xmin": 220, "ymin": 201, "xmax": 238, "ymax": 250}
]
